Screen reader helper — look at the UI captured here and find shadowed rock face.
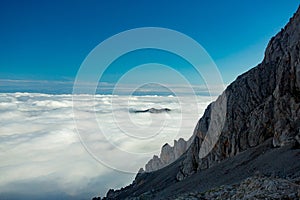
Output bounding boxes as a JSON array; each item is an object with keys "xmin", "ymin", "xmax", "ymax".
[
  {"xmin": 177, "ymin": 5, "xmax": 300, "ymax": 179},
  {"xmin": 102, "ymin": 6, "xmax": 300, "ymax": 200}
]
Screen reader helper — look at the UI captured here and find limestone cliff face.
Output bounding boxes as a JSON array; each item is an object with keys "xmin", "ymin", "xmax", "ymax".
[
  {"xmin": 102, "ymin": 6, "xmax": 300, "ymax": 200},
  {"xmin": 145, "ymin": 138, "xmax": 191, "ymax": 172},
  {"xmin": 145, "ymin": 7, "xmax": 300, "ymax": 175},
  {"xmin": 177, "ymin": 6, "xmax": 300, "ymax": 180}
]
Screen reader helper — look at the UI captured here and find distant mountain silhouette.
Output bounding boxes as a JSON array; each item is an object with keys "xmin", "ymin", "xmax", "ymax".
[{"xmin": 131, "ymin": 108, "xmax": 171, "ymax": 113}]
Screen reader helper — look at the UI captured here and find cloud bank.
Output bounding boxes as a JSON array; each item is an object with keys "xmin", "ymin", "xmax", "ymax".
[{"xmin": 0, "ymin": 93, "xmax": 213, "ymax": 199}]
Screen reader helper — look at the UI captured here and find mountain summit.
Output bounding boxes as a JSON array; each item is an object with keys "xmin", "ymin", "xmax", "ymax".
[{"xmin": 101, "ymin": 6, "xmax": 300, "ymax": 200}]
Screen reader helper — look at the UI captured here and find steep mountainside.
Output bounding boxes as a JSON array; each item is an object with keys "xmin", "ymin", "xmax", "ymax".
[
  {"xmin": 102, "ymin": 6, "xmax": 300, "ymax": 200},
  {"xmin": 177, "ymin": 5, "xmax": 300, "ymax": 180}
]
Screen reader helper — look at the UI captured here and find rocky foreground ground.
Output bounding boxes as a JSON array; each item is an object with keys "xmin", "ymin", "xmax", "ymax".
[
  {"xmin": 172, "ymin": 175, "xmax": 300, "ymax": 200},
  {"xmin": 124, "ymin": 174, "xmax": 300, "ymax": 200}
]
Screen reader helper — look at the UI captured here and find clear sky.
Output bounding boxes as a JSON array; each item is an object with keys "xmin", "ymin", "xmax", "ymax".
[{"xmin": 0, "ymin": 0, "xmax": 299, "ymax": 86}]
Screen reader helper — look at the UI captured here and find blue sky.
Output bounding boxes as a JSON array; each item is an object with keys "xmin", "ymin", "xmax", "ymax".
[{"xmin": 0, "ymin": 0, "xmax": 299, "ymax": 86}]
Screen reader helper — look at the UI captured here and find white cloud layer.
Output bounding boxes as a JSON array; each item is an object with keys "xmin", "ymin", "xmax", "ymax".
[{"xmin": 0, "ymin": 93, "xmax": 213, "ymax": 199}]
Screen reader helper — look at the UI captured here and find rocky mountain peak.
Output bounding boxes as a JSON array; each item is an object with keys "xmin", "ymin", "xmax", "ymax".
[
  {"xmin": 101, "ymin": 6, "xmax": 300, "ymax": 200},
  {"xmin": 176, "ymin": 5, "xmax": 300, "ymax": 180}
]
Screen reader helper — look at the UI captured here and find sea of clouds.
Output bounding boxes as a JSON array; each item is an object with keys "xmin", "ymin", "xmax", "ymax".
[{"xmin": 0, "ymin": 92, "xmax": 214, "ymax": 199}]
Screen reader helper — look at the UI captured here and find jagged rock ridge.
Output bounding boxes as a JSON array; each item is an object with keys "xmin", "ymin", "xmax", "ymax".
[
  {"xmin": 101, "ymin": 6, "xmax": 300, "ymax": 200},
  {"xmin": 145, "ymin": 138, "xmax": 191, "ymax": 172},
  {"xmin": 177, "ymin": 5, "xmax": 300, "ymax": 180}
]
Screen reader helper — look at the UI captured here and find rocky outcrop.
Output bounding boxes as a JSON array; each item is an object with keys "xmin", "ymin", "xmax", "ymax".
[
  {"xmin": 145, "ymin": 155, "xmax": 163, "ymax": 172},
  {"xmin": 172, "ymin": 174, "xmax": 300, "ymax": 200},
  {"xmin": 145, "ymin": 138, "xmax": 190, "ymax": 172},
  {"xmin": 101, "ymin": 6, "xmax": 300, "ymax": 200},
  {"xmin": 177, "ymin": 5, "xmax": 300, "ymax": 179},
  {"xmin": 174, "ymin": 138, "xmax": 188, "ymax": 159}
]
